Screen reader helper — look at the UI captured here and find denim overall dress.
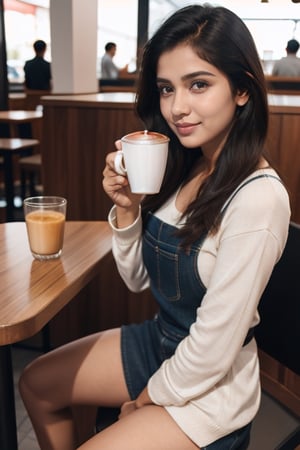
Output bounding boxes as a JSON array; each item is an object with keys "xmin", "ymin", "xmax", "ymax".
[
  {"xmin": 120, "ymin": 174, "xmax": 280, "ymax": 447},
  {"xmin": 121, "ymin": 212, "xmax": 207, "ymax": 399}
]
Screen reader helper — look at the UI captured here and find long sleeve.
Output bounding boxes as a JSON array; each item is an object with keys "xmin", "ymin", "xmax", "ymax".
[{"xmin": 108, "ymin": 206, "xmax": 150, "ymax": 292}]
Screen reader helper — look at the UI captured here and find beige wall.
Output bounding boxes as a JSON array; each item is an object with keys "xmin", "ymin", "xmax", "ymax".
[{"xmin": 50, "ymin": 0, "xmax": 98, "ymax": 94}]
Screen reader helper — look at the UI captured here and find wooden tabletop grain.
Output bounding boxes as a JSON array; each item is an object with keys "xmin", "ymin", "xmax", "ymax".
[{"xmin": 0, "ymin": 221, "xmax": 112, "ymax": 345}]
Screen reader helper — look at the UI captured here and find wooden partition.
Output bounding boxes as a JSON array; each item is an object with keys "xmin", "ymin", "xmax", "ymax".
[
  {"xmin": 267, "ymin": 94, "xmax": 300, "ymax": 224},
  {"xmin": 265, "ymin": 75, "xmax": 300, "ymax": 95}
]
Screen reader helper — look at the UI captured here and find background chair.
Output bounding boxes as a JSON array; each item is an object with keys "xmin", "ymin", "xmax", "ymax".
[
  {"xmin": 255, "ymin": 221, "xmax": 300, "ymax": 449},
  {"xmin": 19, "ymin": 153, "xmax": 42, "ymax": 199},
  {"xmin": 256, "ymin": 221, "xmax": 300, "ymax": 376}
]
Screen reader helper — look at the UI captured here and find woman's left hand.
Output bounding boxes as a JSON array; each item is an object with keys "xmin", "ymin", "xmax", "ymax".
[
  {"xmin": 135, "ymin": 386, "xmax": 153, "ymax": 409},
  {"xmin": 119, "ymin": 387, "xmax": 153, "ymax": 419},
  {"xmin": 119, "ymin": 400, "xmax": 137, "ymax": 419}
]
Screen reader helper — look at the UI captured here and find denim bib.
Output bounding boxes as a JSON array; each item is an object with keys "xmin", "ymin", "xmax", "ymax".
[{"xmin": 142, "ymin": 213, "xmax": 206, "ymax": 341}]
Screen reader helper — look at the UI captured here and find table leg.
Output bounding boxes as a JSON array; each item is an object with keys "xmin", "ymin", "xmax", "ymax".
[
  {"xmin": 3, "ymin": 153, "xmax": 15, "ymax": 222},
  {"xmin": 0, "ymin": 345, "xmax": 18, "ymax": 450}
]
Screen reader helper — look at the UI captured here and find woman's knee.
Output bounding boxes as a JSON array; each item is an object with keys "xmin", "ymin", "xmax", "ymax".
[
  {"xmin": 18, "ymin": 355, "xmax": 46, "ymax": 401},
  {"xmin": 19, "ymin": 350, "xmax": 65, "ymax": 407}
]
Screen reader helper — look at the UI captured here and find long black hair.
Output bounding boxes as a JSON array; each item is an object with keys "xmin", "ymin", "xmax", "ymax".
[{"xmin": 136, "ymin": 4, "xmax": 269, "ymax": 246}]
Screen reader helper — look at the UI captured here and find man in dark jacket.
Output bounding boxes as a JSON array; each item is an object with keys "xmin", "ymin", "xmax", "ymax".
[{"xmin": 24, "ymin": 40, "xmax": 52, "ymax": 90}]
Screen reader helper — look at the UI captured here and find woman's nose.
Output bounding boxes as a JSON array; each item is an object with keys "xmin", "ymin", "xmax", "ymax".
[{"xmin": 171, "ymin": 89, "xmax": 191, "ymax": 116}]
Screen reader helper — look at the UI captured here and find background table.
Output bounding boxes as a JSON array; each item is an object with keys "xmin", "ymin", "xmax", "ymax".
[
  {"xmin": 0, "ymin": 137, "xmax": 39, "ymax": 221},
  {"xmin": 0, "ymin": 110, "xmax": 43, "ymax": 139},
  {"xmin": 0, "ymin": 221, "xmax": 112, "ymax": 450}
]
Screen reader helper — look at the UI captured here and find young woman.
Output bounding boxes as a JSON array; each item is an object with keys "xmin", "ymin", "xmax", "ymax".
[{"xmin": 19, "ymin": 5, "xmax": 290, "ymax": 450}]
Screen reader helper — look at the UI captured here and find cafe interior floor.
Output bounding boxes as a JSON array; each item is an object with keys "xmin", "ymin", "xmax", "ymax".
[{"xmin": 12, "ymin": 345, "xmax": 300, "ymax": 450}]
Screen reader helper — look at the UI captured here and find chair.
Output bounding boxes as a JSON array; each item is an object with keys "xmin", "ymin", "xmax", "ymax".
[
  {"xmin": 94, "ymin": 407, "xmax": 120, "ymax": 433},
  {"xmin": 19, "ymin": 153, "xmax": 42, "ymax": 198},
  {"xmin": 256, "ymin": 222, "xmax": 300, "ymax": 376},
  {"xmin": 255, "ymin": 222, "xmax": 300, "ymax": 449},
  {"xmin": 0, "ymin": 138, "xmax": 40, "ymax": 221}
]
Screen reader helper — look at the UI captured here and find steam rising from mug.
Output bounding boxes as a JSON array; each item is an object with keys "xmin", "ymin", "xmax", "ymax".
[{"xmin": 114, "ymin": 130, "xmax": 169, "ymax": 194}]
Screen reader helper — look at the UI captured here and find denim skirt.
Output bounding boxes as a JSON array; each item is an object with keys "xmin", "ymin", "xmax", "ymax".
[
  {"xmin": 121, "ymin": 317, "xmax": 181, "ymax": 400},
  {"xmin": 121, "ymin": 318, "xmax": 251, "ymax": 449}
]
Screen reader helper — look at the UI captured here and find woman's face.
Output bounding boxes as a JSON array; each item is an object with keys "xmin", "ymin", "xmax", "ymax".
[{"xmin": 156, "ymin": 44, "xmax": 248, "ymax": 158}]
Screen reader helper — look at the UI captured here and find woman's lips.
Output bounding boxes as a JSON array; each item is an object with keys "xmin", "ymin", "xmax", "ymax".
[{"xmin": 175, "ymin": 122, "xmax": 199, "ymax": 136}]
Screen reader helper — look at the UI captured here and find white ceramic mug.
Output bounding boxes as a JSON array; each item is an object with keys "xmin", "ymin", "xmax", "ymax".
[{"xmin": 114, "ymin": 130, "xmax": 169, "ymax": 194}]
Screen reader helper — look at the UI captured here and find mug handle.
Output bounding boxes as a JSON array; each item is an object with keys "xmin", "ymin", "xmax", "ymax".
[{"xmin": 114, "ymin": 150, "xmax": 127, "ymax": 176}]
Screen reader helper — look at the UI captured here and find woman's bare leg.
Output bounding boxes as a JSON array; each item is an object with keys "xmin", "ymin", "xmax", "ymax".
[
  {"xmin": 19, "ymin": 328, "xmax": 129, "ymax": 450},
  {"xmin": 78, "ymin": 404, "xmax": 200, "ymax": 450}
]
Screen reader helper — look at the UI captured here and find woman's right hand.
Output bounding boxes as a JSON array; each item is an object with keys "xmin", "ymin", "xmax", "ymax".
[{"xmin": 102, "ymin": 141, "xmax": 143, "ymax": 226}]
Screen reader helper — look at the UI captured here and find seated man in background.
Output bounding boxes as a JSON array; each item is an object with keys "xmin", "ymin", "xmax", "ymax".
[
  {"xmin": 272, "ymin": 39, "xmax": 300, "ymax": 77},
  {"xmin": 24, "ymin": 40, "xmax": 52, "ymax": 91},
  {"xmin": 100, "ymin": 42, "xmax": 128, "ymax": 79}
]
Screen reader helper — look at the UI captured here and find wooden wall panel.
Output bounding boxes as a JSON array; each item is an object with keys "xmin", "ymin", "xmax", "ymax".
[
  {"xmin": 279, "ymin": 114, "xmax": 300, "ymax": 223},
  {"xmin": 41, "ymin": 102, "xmax": 142, "ymax": 220},
  {"xmin": 268, "ymin": 112, "xmax": 300, "ymax": 223},
  {"xmin": 266, "ymin": 113, "xmax": 282, "ymax": 167}
]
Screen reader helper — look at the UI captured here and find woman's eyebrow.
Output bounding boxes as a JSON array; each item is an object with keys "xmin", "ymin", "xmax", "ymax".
[
  {"xmin": 156, "ymin": 77, "xmax": 170, "ymax": 83},
  {"xmin": 182, "ymin": 71, "xmax": 216, "ymax": 81},
  {"xmin": 156, "ymin": 71, "xmax": 216, "ymax": 84}
]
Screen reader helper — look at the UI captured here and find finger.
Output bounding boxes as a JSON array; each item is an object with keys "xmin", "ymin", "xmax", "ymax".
[
  {"xmin": 104, "ymin": 151, "xmax": 124, "ymax": 175},
  {"xmin": 102, "ymin": 176, "xmax": 129, "ymax": 195},
  {"xmin": 114, "ymin": 139, "xmax": 122, "ymax": 151}
]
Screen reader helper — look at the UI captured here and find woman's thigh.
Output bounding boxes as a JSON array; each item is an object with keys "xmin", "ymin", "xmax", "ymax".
[
  {"xmin": 78, "ymin": 404, "xmax": 200, "ymax": 450},
  {"xmin": 20, "ymin": 328, "xmax": 130, "ymax": 408}
]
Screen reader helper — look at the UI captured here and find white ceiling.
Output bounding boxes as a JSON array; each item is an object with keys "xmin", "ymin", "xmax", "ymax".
[
  {"xmin": 19, "ymin": 0, "xmax": 300, "ymax": 20},
  {"xmin": 154, "ymin": 0, "xmax": 300, "ymax": 19}
]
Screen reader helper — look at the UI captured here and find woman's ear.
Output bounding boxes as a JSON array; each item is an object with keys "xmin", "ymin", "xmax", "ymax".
[{"xmin": 236, "ymin": 90, "xmax": 249, "ymax": 106}]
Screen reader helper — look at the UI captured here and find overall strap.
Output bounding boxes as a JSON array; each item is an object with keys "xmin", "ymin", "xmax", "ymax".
[{"xmin": 221, "ymin": 174, "xmax": 282, "ymax": 216}]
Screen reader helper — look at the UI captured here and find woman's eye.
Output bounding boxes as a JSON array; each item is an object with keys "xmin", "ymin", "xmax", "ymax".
[
  {"xmin": 157, "ymin": 85, "xmax": 173, "ymax": 96},
  {"xmin": 191, "ymin": 80, "xmax": 208, "ymax": 91}
]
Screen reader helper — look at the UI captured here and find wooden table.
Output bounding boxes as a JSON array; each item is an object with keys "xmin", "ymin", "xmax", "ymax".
[
  {"xmin": 0, "ymin": 221, "xmax": 112, "ymax": 450},
  {"xmin": 0, "ymin": 109, "xmax": 43, "ymax": 138},
  {"xmin": 0, "ymin": 138, "xmax": 39, "ymax": 221}
]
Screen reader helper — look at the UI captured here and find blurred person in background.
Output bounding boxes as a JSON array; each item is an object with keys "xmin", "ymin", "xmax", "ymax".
[
  {"xmin": 272, "ymin": 39, "xmax": 300, "ymax": 77},
  {"xmin": 24, "ymin": 39, "xmax": 52, "ymax": 91},
  {"xmin": 100, "ymin": 42, "xmax": 128, "ymax": 79}
]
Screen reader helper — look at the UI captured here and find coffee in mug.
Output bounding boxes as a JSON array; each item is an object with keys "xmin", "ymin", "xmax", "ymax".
[
  {"xmin": 114, "ymin": 130, "xmax": 169, "ymax": 194},
  {"xmin": 24, "ymin": 196, "xmax": 67, "ymax": 260}
]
